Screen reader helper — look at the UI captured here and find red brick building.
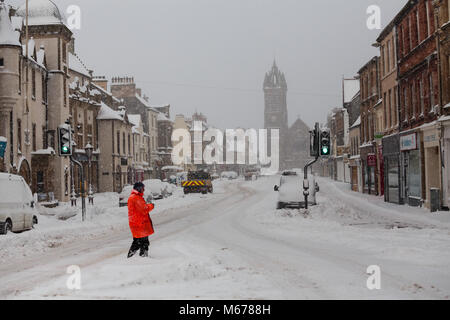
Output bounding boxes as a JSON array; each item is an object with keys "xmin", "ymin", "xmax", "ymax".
[
  {"xmin": 395, "ymin": 0, "xmax": 440, "ymax": 208},
  {"xmin": 358, "ymin": 56, "xmax": 381, "ymax": 195}
]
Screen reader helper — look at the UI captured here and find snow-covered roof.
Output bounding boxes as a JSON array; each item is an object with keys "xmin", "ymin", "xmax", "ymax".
[
  {"xmin": 127, "ymin": 114, "xmax": 142, "ymax": 134},
  {"xmin": 16, "ymin": 0, "xmax": 66, "ymax": 27},
  {"xmin": 157, "ymin": 112, "xmax": 172, "ymax": 122},
  {"xmin": 350, "ymin": 116, "xmax": 361, "ymax": 128},
  {"xmin": 91, "ymin": 82, "xmax": 121, "ymax": 103},
  {"xmin": 21, "ymin": 39, "xmax": 46, "ymax": 69},
  {"xmin": 0, "ymin": 1, "xmax": 21, "ymax": 47},
  {"xmin": 343, "ymin": 79, "xmax": 360, "ymax": 104},
  {"xmin": 69, "ymin": 52, "xmax": 90, "ymax": 78},
  {"xmin": 135, "ymin": 94, "xmax": 150, "ymax": 107},
  {"xmin": 97, "ymin": 102, "xmax": 123, "ymax": 121}
]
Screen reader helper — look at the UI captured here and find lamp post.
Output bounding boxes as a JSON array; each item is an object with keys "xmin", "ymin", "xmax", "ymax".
[{"xmin": 85, "ymin": 142, "xmax": 94, "ymax": 205}]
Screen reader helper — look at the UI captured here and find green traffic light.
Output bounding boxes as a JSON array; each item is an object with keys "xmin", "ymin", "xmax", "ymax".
[
  {"xmin": 62, "ymin": 146, "xmax": 69, "ymax": 153},
  {"xmin": 322, "ymin": 147, "xmax": 329, "ymax": 155}
]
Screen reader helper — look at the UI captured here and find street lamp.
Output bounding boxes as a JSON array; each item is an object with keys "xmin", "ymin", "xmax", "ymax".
[{"xmin": 85, "ymin": 142, "xmax": 94, "ymax": 205}]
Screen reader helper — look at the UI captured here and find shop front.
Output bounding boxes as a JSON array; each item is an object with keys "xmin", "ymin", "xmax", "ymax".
[
  {"xmin": 349, "ymin": 156, "xmax": 362, "ymax": 193},
  {"xmin": 382, "ymin": 134, "xmax": 401, "ymax": 204},
  {"xmin": 422, "ymin": 124, "xmax": 442, "ymax": 209},
  {"xmin": 360, "ymin": 144, "xmax": 377, "ymax": 195},
  {"xmin": 400, "ymin": 132, "xmax": 423, "ymax": 207},
  {"xmin": 440, "ymin": 118, "xmax": 450, "ymax": 210}
]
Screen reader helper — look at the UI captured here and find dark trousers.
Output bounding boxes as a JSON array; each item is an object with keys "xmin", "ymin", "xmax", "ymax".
[{"xmin": 128, "ymin": 237, "xmax": 150, "ymax": 258}]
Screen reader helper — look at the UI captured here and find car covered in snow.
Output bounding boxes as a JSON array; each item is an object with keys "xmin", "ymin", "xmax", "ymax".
[
  {"xmin": 144, "ymin": 179, "xmax": 172, "ymax": 200},
  {"xmin": 221, "ymin": 171, "xmax": 238, "ymax": 180},
  {"xmin": 119, "ymin": 185, "xmax": 153, "ymax": 207},
  {"xmin": 274, "ymin": 170, "xmax": 319, "ymax": 209},
  {"xmin": 0, "ymin": 173, "xmax": 38, "ymax": 235}
]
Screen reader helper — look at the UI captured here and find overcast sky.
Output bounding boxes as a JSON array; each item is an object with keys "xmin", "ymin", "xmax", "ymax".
[{"xmin": 10, "ymin": 0, "xmax": 406, "ymax": 129}]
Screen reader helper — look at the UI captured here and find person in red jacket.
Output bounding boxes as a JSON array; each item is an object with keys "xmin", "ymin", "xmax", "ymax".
[{"xmin": 127, "ymin": 182, "xmax": 155, "ymax": 258}]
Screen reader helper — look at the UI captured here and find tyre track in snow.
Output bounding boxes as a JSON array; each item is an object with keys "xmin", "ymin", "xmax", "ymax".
[
  {"xmin": 0, "ymin": 182, "xmax": 244, "ymax": 299},
  {"xmin": 194, "ymin": 179, "xmax": 447, "ymax": 299}
]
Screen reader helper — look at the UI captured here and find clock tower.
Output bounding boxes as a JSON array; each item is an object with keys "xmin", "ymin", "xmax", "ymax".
[{"xmin": 263, "ymin": 60, "xmax": 288, "ymax": 169}]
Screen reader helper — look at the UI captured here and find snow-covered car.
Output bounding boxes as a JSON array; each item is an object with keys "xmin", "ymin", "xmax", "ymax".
[
  {"xmin": 162, "ymin": 182, "xmax": 174, "ymax": 197},
  {"xmin": 0, "ymin": 173, "xmax": 38, "ymax": 235},
  {"xmin": 143, "ymin": 179, "xmax": 168, "ymax": 200},
  {"xmin": 119, "ymin": 185, "xmax": 153, "ymax": 207},
  {"xmin": 221, "ymin": 171, "xmax": 238, "ymax": 180},
  {"xmin": 274, "ymin": 171, "xmax": 319, "ymax": 209}
]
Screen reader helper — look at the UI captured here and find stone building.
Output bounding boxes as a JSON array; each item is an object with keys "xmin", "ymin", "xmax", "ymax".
[
  {"xmin": 263, "ymin": 61, "xmax": 310, "ymax": 171},
  {"xmin": 376, "ymin": 19, "xmax": 401, "ymax": 204},
  {"xmin": 128, "ymin": 114, "xmax": 152, "ymax": 181},
  {"xmin": 97, "ymin": 102, "xmax": 133, "ymax": 193},
  {"xmin": 358, "ymin": 56, "xmax": 381, "ymax": 195},
  {"xmin": 349, "ymin": 115, "xmax": 362, "ymax": 192},
  {"xmin": 68, "ymin": 52, "xmax": 101, "ymax": 196},
  {"xmin": 435, "ymin": 0, "xmax": 450, "ymax": 209},
  {"xmin": 395, "ymin": 0, "xmax": 440, "ymax": 208},
  {"xmin": 155, "ymin": 105, "xmax": 174, "ymax": 176},
  {"xmin": 110, "ymin": 77, "xmax": 160, "ymax": 176},
  {"xmin": 0, "ymin": 0, "xmax": 73, "ymax": 202}
]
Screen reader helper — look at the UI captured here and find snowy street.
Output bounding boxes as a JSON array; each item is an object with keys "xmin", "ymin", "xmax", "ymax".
[{"xmin": 1, "ymin": 177, "xmax": 449, "ymax": 300}]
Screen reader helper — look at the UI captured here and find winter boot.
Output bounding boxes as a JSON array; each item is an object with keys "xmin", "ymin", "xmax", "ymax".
[
  {"xmin": 139, "ymin": 250, "xmax": 149, "ymax": 258},
  {"xmin": 127, "ymin": 249, "xmax": 138, "ymax": 258}
]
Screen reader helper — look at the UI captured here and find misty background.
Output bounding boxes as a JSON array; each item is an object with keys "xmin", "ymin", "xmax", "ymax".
[{"xmin": 10, "ymin": 0, "xmax": 406, "ymax": 129}]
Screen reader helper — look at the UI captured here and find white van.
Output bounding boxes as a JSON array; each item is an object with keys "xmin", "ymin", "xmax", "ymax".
[
  {"xmin": 0, "ymin": 173, "xmax": 38, "ymax": 235},
  {"xmin": 274, "ymin": 171, "xmax": 319, "ymax": 209}
]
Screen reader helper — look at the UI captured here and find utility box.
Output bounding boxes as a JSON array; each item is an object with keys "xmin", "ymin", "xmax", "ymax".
[{"xmin": 430, "ymin": 188, "xmax": 440, "ymax": 213}]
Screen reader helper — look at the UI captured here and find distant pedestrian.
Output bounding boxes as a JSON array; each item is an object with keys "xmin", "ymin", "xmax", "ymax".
[{"xmin": 127, "ymin": 182, "xmax": 155, "ymax": 258}]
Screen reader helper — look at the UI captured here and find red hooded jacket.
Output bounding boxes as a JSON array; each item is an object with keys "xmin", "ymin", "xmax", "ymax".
[{"xmin": 128, "ymin": 189, "xmax": 155, "ymax": 238}]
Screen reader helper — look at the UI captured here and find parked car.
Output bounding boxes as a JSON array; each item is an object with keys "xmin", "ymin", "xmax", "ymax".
[
  {"xmin": 162, "ymin": 182, "xmax": 174, "ymax": 197},
  {"xmin": 144, "ymin": 179, "xmax": 167, "ymax": 200},
  {"xmin": 0, "ymin": 173, "xmax": 38, "ymax": 235},
  {"xmin": 273, "ymin": 171, "xmax": 319, "ymax": 209},
  {"xmin": 119, "ymin": 185, "xmax": 153, "ymax": 207},
  {"xmin": 221, "ymin": 171, "xmax": 238, "ymax": 180}
]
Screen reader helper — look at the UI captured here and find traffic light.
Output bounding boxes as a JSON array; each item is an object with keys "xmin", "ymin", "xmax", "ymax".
[
  {"xmin": 58, "ymin": 124, "xmax": 72, "ymax": 156},
  {"xmin": 320, "ymin": 129, "xmax": 331, "ymax": 156}
]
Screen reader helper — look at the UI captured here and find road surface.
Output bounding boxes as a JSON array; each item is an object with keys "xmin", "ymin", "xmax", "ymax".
[{"xmin": 1, "ymin": 176, "xmax": 449, "ymax": 299}]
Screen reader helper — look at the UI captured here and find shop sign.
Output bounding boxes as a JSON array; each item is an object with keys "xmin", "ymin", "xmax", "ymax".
[
  {"xmin": 0, "ymin": 139, "xmax": 7, "ymax": 158},
  {"xmin": 400, "ymin": 133, "xmax": 417, "ymax": 151},
  {"xmin": 367, "ymin": 154, "xmax": 377, "ymax": 167}
]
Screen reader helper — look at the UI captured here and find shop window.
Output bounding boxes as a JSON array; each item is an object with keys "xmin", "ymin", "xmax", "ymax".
[
  {"xmin": 408, "ymin": 150, "xmax": 421, "ymax": 199},
  {"xmin": 17, "ymin": 119, "xmax": 22, "ymax": 152},
  {"xmin": 37, "ymin": 171, "xmax": 45, "ymax": 194},
  {"xmin": 32, "ymin": 123, "xmax": 36, "ymax": 152},
  {"xmin": 31, "ymin": 69, "xmax": 36, "ymax": 100}
]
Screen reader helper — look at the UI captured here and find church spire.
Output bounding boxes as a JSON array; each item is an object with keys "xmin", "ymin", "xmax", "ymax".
[{"xmin": 263, "ymin": 60, "xmax": 287, "ymax": 90}]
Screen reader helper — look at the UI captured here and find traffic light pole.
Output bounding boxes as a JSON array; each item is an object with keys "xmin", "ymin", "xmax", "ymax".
[
  {"xmin": 303, "ymin": 155, "xmax": 319, "ymax": 210},
  {"xmin": 70, "ymin": 156, "xmax": 86, "ymax": 222}
]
